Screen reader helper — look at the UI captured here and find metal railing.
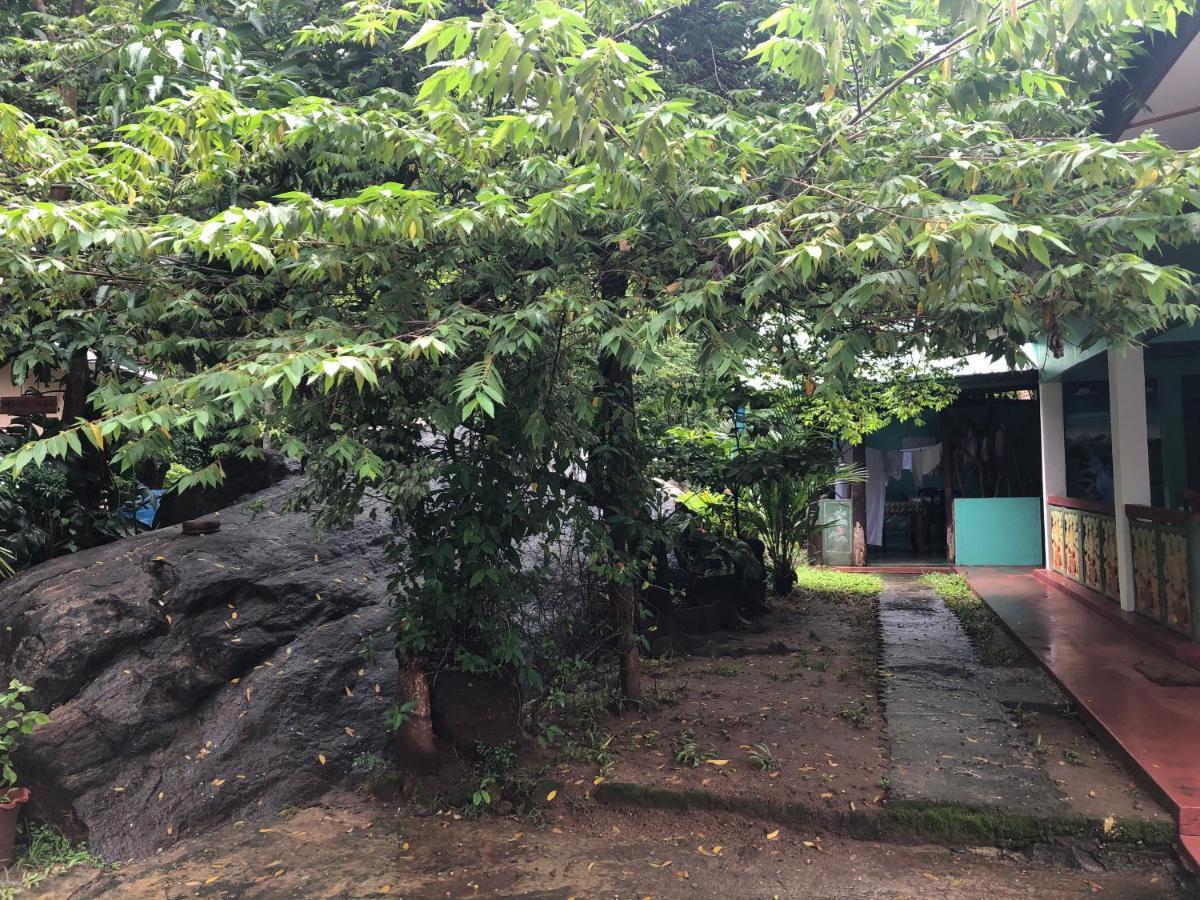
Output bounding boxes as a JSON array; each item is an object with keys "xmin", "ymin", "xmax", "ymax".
[
  {"xmin": 1048, "ymin": 496, "xmax": 1119, "ymax": 602},
  {"xmin": 1125, "ymin": 505, "xmax": 1198, "ymax": 638}
]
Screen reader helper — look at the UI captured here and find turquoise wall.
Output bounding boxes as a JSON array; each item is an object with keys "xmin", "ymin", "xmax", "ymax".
[{"xmin": 953, "ymin": 498, "xmax": 1044, "ymax": 566}]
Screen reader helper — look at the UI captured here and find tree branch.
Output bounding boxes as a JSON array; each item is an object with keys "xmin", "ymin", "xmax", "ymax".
[{"xmin": 799, "ymin": 0, "xmax": 1044, "ymax": 175}]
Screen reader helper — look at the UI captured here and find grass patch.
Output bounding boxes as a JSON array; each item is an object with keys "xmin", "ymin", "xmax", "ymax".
[
  {"xmin": 0, "ymin": 823, "xmax": 105, "ymax": 899},
  {"xmin": 918, "ymin": 573, "xmax": 1016, "ymax": 666},
  {"xmin": 697, "ymin": 661, "xmax": 740, "ymax": 678},
  {"xmin": 794, "ymin": 567, "xmax": 883, "ymax": 600}
]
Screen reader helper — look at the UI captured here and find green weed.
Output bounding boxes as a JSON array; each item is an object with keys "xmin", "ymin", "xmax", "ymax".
[
  {"xmin": 673, "ymin": 728, "xmax": 717, "ymax": 768},
  {"xmin": 919, "ymin": 573, "xmax": 1016, "ymax": 666},
  {"xmin": 747, "ymin": 742, "xmax": 780, "ymax": 772},
  {"xmin": 839, "ymin": 700, "xmax": 871, "ymax": 728},
  {"xmin": 0, "ymin": 824, "xmax": 104, "ymax": 899}
]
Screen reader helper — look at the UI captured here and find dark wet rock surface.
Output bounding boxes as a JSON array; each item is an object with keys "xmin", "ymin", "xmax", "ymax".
[
  {"xmin": 879, "ymin": 577, "xmax": 1064, "ymax": 815},
  {"xmin": 0, "ymin": 479, "xmax": 398, "ymax": 860}
]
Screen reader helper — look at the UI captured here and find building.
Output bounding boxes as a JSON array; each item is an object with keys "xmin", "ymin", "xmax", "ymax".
[
  {"xmin": 818, "ymin": 357, "xmax": 1044, "ymax": 570},
  {"xmin": 0, "ymin": 361, "xmax": 62, "ymax": 430}
]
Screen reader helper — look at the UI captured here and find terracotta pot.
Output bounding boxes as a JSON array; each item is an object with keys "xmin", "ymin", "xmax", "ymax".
[{"xmin": 0, "ymin": 787, "xmax": 30, "ymax": 868}]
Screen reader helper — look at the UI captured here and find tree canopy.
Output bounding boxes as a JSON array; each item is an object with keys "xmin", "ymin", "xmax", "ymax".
[{"xmin": 2, "ymin": 0, "xmax": 1199, "ymax": 701}]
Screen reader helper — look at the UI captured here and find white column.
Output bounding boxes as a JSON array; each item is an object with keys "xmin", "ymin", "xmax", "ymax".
[
  {"xmin": 1108, "ymin": 345, "xmax": 1152, "ymax": 612},
  {"xmin": 1039, "ymin": 381, "xmax": 1066, "ymax": 569}
]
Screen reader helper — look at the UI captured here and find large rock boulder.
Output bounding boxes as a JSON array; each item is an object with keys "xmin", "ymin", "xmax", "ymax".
[{"xmin": 0, "ymin": 480, "xmax": 398, "ymax": 860}]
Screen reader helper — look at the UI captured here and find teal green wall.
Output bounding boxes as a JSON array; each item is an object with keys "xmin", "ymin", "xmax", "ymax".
[{"xmin": 953, "ymin": 498, "xmax": 1044, "ymax": 566}]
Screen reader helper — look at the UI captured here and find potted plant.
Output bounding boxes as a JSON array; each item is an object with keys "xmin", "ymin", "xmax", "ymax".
[{"xmin": 1, "ymin": 679, "xmax": 48, "ymax": 868}]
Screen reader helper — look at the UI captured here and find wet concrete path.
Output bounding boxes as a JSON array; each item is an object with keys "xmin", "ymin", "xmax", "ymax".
[{"xmin": 879, "ymin": 576, "xmax": 1064, "ymax": 815}]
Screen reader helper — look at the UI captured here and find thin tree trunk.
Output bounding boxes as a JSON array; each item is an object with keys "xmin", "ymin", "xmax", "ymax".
[
  {"xmin": 39, "ymin": 0, "xmax": 106, "ymax": 512},
  {"xmin": 59, "ymin": 350, "xmax": 91, "ymax": 424},
  {"xmin": 33, "ymin": 0, "xmax": 85, "ymax": 201},
  {"xmin": 593, "ymin": 267, "xmax": 643, "ymax": 707},
  {"xmin": 598, "ymin": 349, "xmax": 644, "ymax": 706},
  {"xmin": 393, "ymin": 661, "xmax": 440, "ymax": 772}
]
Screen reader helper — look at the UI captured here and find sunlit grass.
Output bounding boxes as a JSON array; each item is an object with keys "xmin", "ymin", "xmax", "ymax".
[{"xmin": 794, "ymin": 566, "xmax": 883, "ymax": 599}]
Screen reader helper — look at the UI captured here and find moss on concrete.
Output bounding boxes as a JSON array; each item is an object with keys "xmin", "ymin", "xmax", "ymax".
[{"xmin": 594, "ymin": 782, "xmax": 1176, "ymax": 851}]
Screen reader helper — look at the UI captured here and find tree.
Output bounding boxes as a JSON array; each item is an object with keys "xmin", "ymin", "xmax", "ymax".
[{"xmin": 1, "ymin": 0, "xmax": 1198, "ymax": 721}]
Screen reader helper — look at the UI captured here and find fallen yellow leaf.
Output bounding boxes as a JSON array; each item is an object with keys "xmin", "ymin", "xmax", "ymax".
[
  {"xmin": 705, "ymin": 759, "xmax": 729, "ymax": 767},
  {"xmin": 318, "ymin": 754, "xmax": 327, "ymax": 765},
  {"xmin": 546, "ymin": 789, "xmax": 558, "ymax": 802},
  {"xmin": 766, "ymin": 829, "xmax": 780, "ymax": 841},
  {"xmin": 1103, "ymin": 815, "xmax": 1115, "ymax": 834}
]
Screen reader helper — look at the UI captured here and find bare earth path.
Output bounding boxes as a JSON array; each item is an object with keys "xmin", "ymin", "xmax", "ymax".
[
  {"xmin": 39, "ymin": 793, "xmax": 1184, "ymax": 899},
  {"xmin": 17, "ymin": 575, "xmax": 1190, "ymax": 898}
]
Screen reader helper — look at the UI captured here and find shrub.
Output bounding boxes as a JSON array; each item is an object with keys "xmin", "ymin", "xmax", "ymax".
[{"xmin": 1, "ymin": 680, "xmax": 49, "ymax": 789}]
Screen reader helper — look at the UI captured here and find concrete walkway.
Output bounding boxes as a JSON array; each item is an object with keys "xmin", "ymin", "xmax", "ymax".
[
  {"xmin": 878, "ymin": 577, "xmax": 1063, "ymax": 815},
  {"xmin": 964, "ymin": 567, "xmax": 1200, "ymax": 870}
]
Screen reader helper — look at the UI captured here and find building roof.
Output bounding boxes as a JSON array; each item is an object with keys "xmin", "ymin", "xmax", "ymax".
[{"xmin": 1096, "ymin": 12, "xmax": 1200, "ymax": 148}]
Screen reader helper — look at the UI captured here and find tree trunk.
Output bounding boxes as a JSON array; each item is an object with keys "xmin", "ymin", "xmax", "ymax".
[
  {"xmin": 393, "ymin": 661, "xmax": 440, "ymax": 772},
  {"xmin": 593, "ymin": 267, "xmax": 644, "ymax": 707},
  {"xmin": 59, "ymin": 349, "xmax": 91, "ymax": 424}
]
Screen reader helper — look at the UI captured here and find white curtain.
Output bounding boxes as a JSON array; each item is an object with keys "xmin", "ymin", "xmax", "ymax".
[{"xmin": 901, "ymin": 437, "xmax": 941, "ymax": 490}]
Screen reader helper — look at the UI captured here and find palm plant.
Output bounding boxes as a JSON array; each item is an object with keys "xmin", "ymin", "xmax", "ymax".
[
  {"xmin": 732, "ymin": 414, "xmax": 865, "ymax": 596},
  {"xmin": 744, "ymin": 462, "xmax": 864, "ymax": 595}
]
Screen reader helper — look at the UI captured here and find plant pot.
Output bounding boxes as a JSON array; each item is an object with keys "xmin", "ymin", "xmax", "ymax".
[{"xmin": 0, "ymin": 787, "xmax": 30, "ymax": 868}]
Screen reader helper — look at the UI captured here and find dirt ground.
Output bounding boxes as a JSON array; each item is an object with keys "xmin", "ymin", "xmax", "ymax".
[
  {"xmin": 13, "ymin": 579, "xmax": 1192, "ymax": 898},
  {"xmin": 542, "ymin": 587, "xmax": 888, "ymax": 815},
  {"xmin": 540, "ymin": 579, "xmax": 1167, "ymax": 829},
  {"xmin": 40, "ymin": 793, "xmax": 1189, "ymax": 899}
]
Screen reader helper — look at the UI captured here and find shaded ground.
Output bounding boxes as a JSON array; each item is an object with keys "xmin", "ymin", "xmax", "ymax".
[
  {"xmin": 914, "ymin": 574, "xmax": 1173, "ymax": 828},
  {"xmin": 542, "ymin": 580, "xmax": 889, "ymax": 816},
  {"xmin": 37, "ymin": 793, "xmax": 1189, "ymax": 899},
  {"xmin": 9, "ymin": 573, "xmax": 1189, "ymax": 898}
]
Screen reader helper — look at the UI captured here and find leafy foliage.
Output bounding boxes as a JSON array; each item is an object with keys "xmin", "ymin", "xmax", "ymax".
[
  {"xmin": 1, "ymin": 0, "xmax": 1198, "ymax": 696},
  {"xmin": 0, "ymin": 680, "xmax": 49, "ymax": 789}
]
